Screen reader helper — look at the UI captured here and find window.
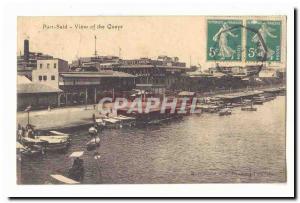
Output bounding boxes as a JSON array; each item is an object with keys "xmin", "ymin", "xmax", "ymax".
[
  {"xmin": 47, "ymin": 63, "xmax": 50, "ymax": 69},
  {"xmin": 54, "ymin": 63, "xmax": 57, "ymax": 68},
  {"xmin": 39, "ymin": 64, "xmax": 43, "ymax": 69},
  {"xmin": 51, "ymin": 75, "xmax": 55, "ymax": 80},
  {"xmin": 38, "ymin": 76, "xmax": 42, "ymax": 81},
  {"xmin": 43, "ymin": 75, "xmax": 47, "ymax": 81}
]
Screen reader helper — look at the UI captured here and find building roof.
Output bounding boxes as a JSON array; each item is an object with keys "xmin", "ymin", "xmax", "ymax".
[
  {"xmin": 60, "ymin": 71, "xmax": 135, "ymax": 78},
  {"xmin": 17, "ymin": 75, "xmax": 32, "ymax": 84},
  {"xmin": 18, "ymin": 83, "xmax": 63, "ymax": 94},
  {"xmin": 118, "ymin": 65, "xmax": 187, "ymax": 69},
  {"xmin": 119, "ymin": 65, "xmax": 154, "ymax": 69}
]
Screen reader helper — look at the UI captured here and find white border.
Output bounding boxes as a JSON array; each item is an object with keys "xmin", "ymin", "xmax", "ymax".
[{"xmin": 0, "ymin": 0, "xmax": 295, "ymax": 198}]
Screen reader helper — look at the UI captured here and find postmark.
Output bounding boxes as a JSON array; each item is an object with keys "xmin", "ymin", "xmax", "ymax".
[
  {"xmin": 207, "ymin": 19, "xmax": 242, "ymax": 61},
  {"xmin": 246, "ymin": 20, "xmax": 281, "ymax": 62}
]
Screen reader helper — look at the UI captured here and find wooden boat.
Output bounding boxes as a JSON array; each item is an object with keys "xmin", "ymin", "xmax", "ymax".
[
  {"xmin": 241, "ymin": 102, "xmax": 257, "ymax": 111},
  {"xmin": 241, "ymin": 106, "xmax": 257, "ymax": 111},
  {"xmin": 50, "ymin": 151, "xmax": 84, "ymax": 184},
  {"xmin": 86, "ymin": 137, "xmax": 101, "ymax": 151},
  {"xmin": 207, "ymin": 105, "xmax": 220, "ymax": 113},
  {"xmin": 231, "ymin": 102, "xmax": 243, "ymax": 107},
  {"xmin": 112, "ymin": 115, "xmax": 136, "ymax": 127},
  {"xmin": 225, "ymin": 104, "xmax": 234, "ymax": 109},
  {"xmin": 263, "ymin": 94, "xmax": 276, "ymax": 102},
  {"xmin": 219, "ymin": 108, "xmax": 232, "ymax": 116},
  {"xmin": 50, "ymin": 174, "xmax": 80, "ymax": 184},
  {"xmin": 253, "ymin": 95, "xmax": 265, "ymax": 105},
  {"xmin": 68, "ymin": 151, "xmax": 84, "ymax": 182},
  {"xmin": 197, "ymin": 104, "xmax": 220, "ymax": 113},
  {"xmin": 21, "ymin": 131, "xmax": 71, "ymax": 152},
  {"xmin": 17, "ymin": 141, "xmax": 43, "ymax": 157},
  {"xmin": 103, "ymin": 118, "xmax": 122, "ymax": 128},
  {"xmin": 36, "ymin": 135, "xmax": 70, "ymax": 152}
]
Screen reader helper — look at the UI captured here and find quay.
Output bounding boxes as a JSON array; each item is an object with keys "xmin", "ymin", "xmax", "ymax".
[
  {"xmin": 17, "ymin": 104, "xmax": 99, "ymax": 131},
  {"xmin": 214, "ymin": 87, "xmax": 285, "ymax": 102},
  {"xmin": 16, "ymin": 86, "xmax": 285, "ymax": 131},
  {"xmin": 215, "ymin": 90, "xmax": 264, "ymax": 102}
]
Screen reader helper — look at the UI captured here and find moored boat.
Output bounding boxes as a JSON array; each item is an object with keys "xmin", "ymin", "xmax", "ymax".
[
  {"xmin": 21, "ymin": 131, "xmax": 71, "ymax": 152},
  {"xmin": 241, "ymin": 102, "xmax": 257, "ymax": 111},
  {"xmin": 112, "ymin": 115, "xmax": 136, "ymax": 127},
  {"xmin": 17, "ymin": 141, "xmax": 43, "ymax": 158},
  {"xmin": 253, "ymin": 95, "xmax": 265, "ymax": 105},
  {"xmin": 241, "ymin": 106, "xmax": 257, "ymax": 111},
  {"xmin": 219, "ymin": 108, "xmax": 232, "ymax": 116}
]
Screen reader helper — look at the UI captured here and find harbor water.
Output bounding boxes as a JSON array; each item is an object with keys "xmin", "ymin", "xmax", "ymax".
[{"xmin": 18, "ymin": 96, "xmax": 286, "ymax": 184}]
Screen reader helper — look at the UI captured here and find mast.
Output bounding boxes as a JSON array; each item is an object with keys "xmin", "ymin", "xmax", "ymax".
[
  {"xmin": 118, "ymin": 47, "xmax": 121, "ymax": 58},
  {"xmin": 94, "ymin": 35, "xmax": 97, "ymax": 56}
]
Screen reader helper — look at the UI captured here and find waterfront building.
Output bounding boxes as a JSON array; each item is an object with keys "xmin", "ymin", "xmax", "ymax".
[
  {"xmin": 70, "ymin": 55, "xmax": 189, "ymax": 92},
  {"xmin": 17, "ymin": 75, "xmax": 62, "ymax": 110},
  {"xmin": 69, "ymin": 56, "xmax": 120, "ymax": 72},
  {"xmin": 32, "ymin": 58, "xmax": 69, "ymax": 88},
  {"xmin": 115, "ymin": 56, "xmax": 188, "ymax": 91},
  {"xmin": 58, "ymin": 71, "xmax": 135, "ymax": 106},
  {"xmin": 17, "ymin": 40, "xmax": 54, "ymax": 80}
]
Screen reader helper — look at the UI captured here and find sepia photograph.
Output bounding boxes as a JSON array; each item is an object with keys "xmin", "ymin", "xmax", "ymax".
[{"xmin": 15, "ymin": 16, "xmax": 288, "ymax": 185}]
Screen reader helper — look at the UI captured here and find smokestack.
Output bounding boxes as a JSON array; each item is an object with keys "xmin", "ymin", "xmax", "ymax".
[{"xmin": 24, "ymin": 39, "xmax": 29, "ymax": 62}]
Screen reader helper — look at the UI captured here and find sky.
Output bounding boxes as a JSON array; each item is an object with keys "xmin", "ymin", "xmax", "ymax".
[{"xmin": 17, "ymin": 16, "xmax": 286, "ymax": 69}]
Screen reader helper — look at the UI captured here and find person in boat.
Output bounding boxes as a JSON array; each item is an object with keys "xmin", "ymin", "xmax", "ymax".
[
  {"xmin": 17, "ymin": 124, "xmax": 23, "ymax": 141},
  {"xmin": 68, "ymin": 157, "xmax": 84, "ymax": 181},
  {"xmin": 25, "ymin": 124, "xmax": 35, "ymax": 138}
]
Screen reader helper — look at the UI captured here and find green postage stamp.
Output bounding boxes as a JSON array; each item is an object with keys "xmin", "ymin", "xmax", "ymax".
[
  {"xmin": 207, "ymin": 20, "xmax": 242, "ymax": 61},
  {"xmin": 246, "ymin": 20, "xmax": 282, "ymax": 62}
]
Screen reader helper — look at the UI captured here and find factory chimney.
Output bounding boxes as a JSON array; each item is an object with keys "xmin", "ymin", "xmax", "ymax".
[{"xmin": 24, "ymin": 39, "xmax": 29, "ymax": 62}]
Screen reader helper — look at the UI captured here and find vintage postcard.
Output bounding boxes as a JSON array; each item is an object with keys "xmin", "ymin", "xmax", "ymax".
[{"xmin": 16, "ymin": 16, "xmax": 287, "ymax": 185}]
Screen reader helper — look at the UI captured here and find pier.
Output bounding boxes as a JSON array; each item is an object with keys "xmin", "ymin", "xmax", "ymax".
[
  {"xmin": 216, "ymin": 90, "xmax": 263, "ymax": 102},
  {"xmin": 214, "ymin": 87, "xmax": 285, "ymax": 102}
]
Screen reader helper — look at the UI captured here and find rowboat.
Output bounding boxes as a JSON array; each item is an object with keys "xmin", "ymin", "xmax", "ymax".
[
  {"xmin": 67, "ymin": 151, "xmax": 84, "ymax": 182},
  {"xmin": 253, "ymin": 95, "xmax": 265, "ymax": 105},
  {"xmin": 241, "ymin": 106, "xmax": 257, "ymax": 111},
  {"xmin": 21, "ymin": 131, "xmax": 71, "ymax": 152},
  {"xmin": 112, "ymin": 115, "xmax": 136, "ymax": 127},
  {"xmin": 50, "ymin": 174, "xmax": 80, "ymax": 184},
  {"xmin": 219, "ymin": 108, "xmax": 232, "ymax": 116},
  {"xmin": 16, "ymin": 141, "xmax": 43, "ymax": 157},
  {"xmin": 50, "ymin": 151, "xmax": 84, "ymax": 184}
]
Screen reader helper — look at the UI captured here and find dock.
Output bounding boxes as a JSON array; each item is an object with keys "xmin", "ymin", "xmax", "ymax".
[
  {"xmin": 215, "ymin": 87, "xmax": 285, "ymax": 102},
  {"xmin": 263, "ymin": 87, "xmax": 286, "ymax": 94},
  {"xmin": 216, "ymin": 90, "xmax": 263, "ymax": 102}
]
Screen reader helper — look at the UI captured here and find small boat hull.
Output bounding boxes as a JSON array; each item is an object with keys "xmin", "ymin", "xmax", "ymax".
[
  {"xmin": 253, "ymin": 100, "xmax": 263, "ymax": 105},
  {"xmin": 219, "ymin": 108, "xmax": 232, "ymax": 116},
  {"xmin": 241, "ymin": 107, "xmax": 257, "ymax": 111},
  {"xmin": 86, "ymin": 137, "xmax": 101, "ymax": 151},
  {"xmin": 219, "ymin": 111, "xmax": 232, "ymax": 116}
]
